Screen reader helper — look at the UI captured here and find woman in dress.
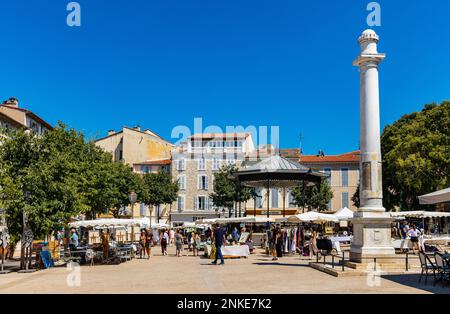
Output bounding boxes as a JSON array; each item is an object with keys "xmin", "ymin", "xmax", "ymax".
[
  {"xmin": 139, "ymin": 231, "xmax": 146, "ymax": 259},
  {"xmin": 145, "ymin": 230, "xmax": 153, "ymax": 259}
]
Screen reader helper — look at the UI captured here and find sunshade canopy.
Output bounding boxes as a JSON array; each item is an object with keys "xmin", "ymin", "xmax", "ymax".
[
  {"xmin": 419, "ymin": 188, "xmax": 450, "ymax": 205},
  {"xmin": 334, "ymin": 207, "xmax": 354, "ymax": 220},
  {"xmin": 69, "ymin": 218, "xmax": 169, "ymax": 229},
  {"xmin": 287, "ymin": 211, "xmax": 339, "ymax": 223},
  {"xmin": 195, "ymin": 217, "xmax": 275, "ymax": 225},
  {"xmin": 233, "ymin": 156, "xmax": 327, "ymax": 188},
  {"xmin": 390, "ymin": 211, "xmax": 450, "ymax": 219}
]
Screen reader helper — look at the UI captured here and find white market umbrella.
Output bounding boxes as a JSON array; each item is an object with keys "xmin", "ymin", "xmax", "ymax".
[
  {"xmin": 287, "ymin": 211, "xmax": 339, "ymax": 223},
  {"xmin": 335, "ymin": 207, "xmax": 354, "ymax": 221}
]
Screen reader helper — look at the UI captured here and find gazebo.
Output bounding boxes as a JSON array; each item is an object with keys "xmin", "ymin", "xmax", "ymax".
[{"xmin": 233, "ymin": 155, "xmax": 327, "ymax": 218}]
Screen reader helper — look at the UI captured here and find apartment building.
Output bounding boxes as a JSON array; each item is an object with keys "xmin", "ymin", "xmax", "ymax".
[
  {"xmin": 299, "ymin": 150, "xmax": 360, "ymax": 211},
  {"xmin": 95, "ymin": 126, "xmax": 174, "ymax": 222},
  {"xmin": 171, "ymin": 133, "xmax": 256, "ymax": 223},
  {"xmin": 0, "ymin": 97, "xmax": 52, "ymax": 135}
]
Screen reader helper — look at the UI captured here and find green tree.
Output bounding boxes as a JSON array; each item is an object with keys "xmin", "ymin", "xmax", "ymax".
[
  {"xmin": 142, "ymin": 171, "xmax": 178, "ymax": 223},
  {"xmin": 292, "ymin": 180, "xmax": 333, "ymax": 212},
  {"xmin": 210, "ymin": 165, "xmax": 252, "ymax": 217},
  {"xmin": 352, "ymin": 184, "xmax": 360, "ymax": 208},
  {"xmin": 381, "ymin": 101, "xmax": 450, "ymax": 211}
]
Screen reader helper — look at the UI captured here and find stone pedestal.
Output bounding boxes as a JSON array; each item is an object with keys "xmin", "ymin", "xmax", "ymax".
[{"xmin": 350, "ymin": 211, "xmax": 395, "ymax": 263}]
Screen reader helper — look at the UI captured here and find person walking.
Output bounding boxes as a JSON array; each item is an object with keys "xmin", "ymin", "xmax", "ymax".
[
  {"xmin": 270, "ymin": 225, "xmax": 277, "ymax": 261},
  {"xmin": 212, "ymin": 225, "xmax": 226, "ymax": 265},
  {"xmin": 175, "ymin": 230, "xmax": 183, "ymax": 257},
  {"xmin": 139, "ymin": 231, "xmax": 146, "ymax": 259},
  {"xmin": 101, "ymin": 230, "xmax": 110, "ymax": 261},
  {"xmin": 192, "ymin": 232, "xmax": 200, "ymax": 257},
  {"xmin": 169, "ymin": 228, "xmax": 175, "ymax": 246},
  {"xmin": 145, "ymin": 230, "xmax": 153, "ymax": 259},
  {"xmin": 275, "ymin": 226, "xmax": 283, "ymax": 258},
  {"xmin": 409, "ymin": 224, "xmax": 421, "ymax": 254},
  {"xmin": 160, "ymin": 229, "xmax": 169, "ymax": 256}
]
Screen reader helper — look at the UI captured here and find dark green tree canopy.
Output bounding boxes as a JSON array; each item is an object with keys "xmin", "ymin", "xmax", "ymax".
[
  {"xmin": 291, "ymin": 180, "xmax": 333, "ymax": 212},
  {"xmin": 381, "ymin": 101, "xmax": 449, "ymax": 210}
]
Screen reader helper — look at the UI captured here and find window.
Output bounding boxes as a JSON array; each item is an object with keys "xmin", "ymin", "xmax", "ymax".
[
  {"xmin": 324, "ymin": 168, "xmax": 332, "ymax": 185},
  {"xmin": 197, "ymin": 158, "xmax": 206, "ymax": 170},
  {"xmin": 341, "ymin": 192, "xmax": 349, "ymax": 208},
  {"xmin": 140, "ymin": 203, "xmax": 146, "ymax": 216},
  {"xmin": 212, "ymin": 157, "xmax": 221, "ymax": 170},
  {"xmin": 341, "ymin": 168, "xmax": 349, "ymax": 187},
  {"xmin": 178, "ymin": 175, "xmax": 186, "ymax": 190},
  {"xmin": 328, "ymin": 200, "xmax": 332, "ymax": 210},
  {"xmin": 142, "ymin": 166, "xmax": 150, "ymax": 174},
  {"xmin": 195, "ymin": 196, "xmax": 209, "ymax": 210},
  {"xmin": 177, "ymin": 158, "xmax": 185, "ymax": 171},
  {"xmin": 271, "ymin": 188, "xmax": 279, "ymax": 208},
  {"xmin": 198, "ymin": 175, "xmax": 209, "ymax": 190},
  {"xmin": 226, "ymin": 158, "xmax": 236, "ymax": 166},
  {"xmin": 177, "ymin": 196, "xmax": 185, "ymax": 212},
  {"xmin": 255, "ymin": 188, "xmax": 263, "ymax": 208}
]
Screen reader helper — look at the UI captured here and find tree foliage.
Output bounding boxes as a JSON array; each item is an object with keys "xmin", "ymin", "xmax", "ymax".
[
  {"xmin": 210, "ymin": 165, "xmax": 252, "ymax": 216},
  {"xmin": 291, "ymin": 180, "xmax": 333, "ymax": 212},
  {"xmin": 381, "ymin": 101, "xmax": 449, "ymax": 211}
]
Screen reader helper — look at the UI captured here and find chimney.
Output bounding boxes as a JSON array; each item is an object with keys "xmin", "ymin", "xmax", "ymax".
[
  {"xmin": 3, "ymin": 97, "xmax": 19, "ymax": 107},
  {"xmin": 134, "ymin": 125, "xmax": 141, "ymax": 131},
  {"xmin": 108, "ymin": 130, "xmax": 115, "ymax": 136}
]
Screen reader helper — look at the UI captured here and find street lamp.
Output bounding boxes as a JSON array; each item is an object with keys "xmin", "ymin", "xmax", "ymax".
[{"xmin": 128, "ymin": 192, "xmax": 137, "ymax": 242}]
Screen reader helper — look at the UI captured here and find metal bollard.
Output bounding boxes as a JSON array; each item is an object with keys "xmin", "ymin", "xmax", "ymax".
[
  {"xmin": 374, "ymin": 258, "xmax": 377, "ymax": 271},
  {"xmin": 342, "ymin": 252, "xmax": 345, "ymax": 272},
  {"xmin": 332, "ymin": 255, "xmax": 335, "ymax": 269}
]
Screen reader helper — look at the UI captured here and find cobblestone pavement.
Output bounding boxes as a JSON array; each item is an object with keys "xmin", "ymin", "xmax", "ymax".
[{"xmin": 0, "ymin": 247, "xmax": 447, "ymax": 294}]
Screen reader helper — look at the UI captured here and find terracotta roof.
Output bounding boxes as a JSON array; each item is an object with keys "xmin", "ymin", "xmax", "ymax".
[
  {"xmin": 133, "ymin": 159, "xmax": 172, "ymax": 166},
  {"xmin": 299, "ymin": 150, "xmax": 360, "ymax": 163},
  {"xmin": 189, "ymin": 133, "xmax": 249, "ymax": 140}
]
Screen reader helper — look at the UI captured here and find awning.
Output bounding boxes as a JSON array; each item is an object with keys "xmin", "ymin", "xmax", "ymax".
[
  {"xmin": 287, "ymin": 212, "xmax": 339, "ymax": 223},
  {"xmin": 419, "ymin": 188, "xmax": 450, "ymax": 205},
  {"xmin": 334, "ymin": 207, "xmax": 354, "ymax": 221},
  {"xmin": 69, "ymin": 218, "xmax": 169, "ymax": 229},
  {"xmin": 195, "ymin": 217, "xmax": 275, "ymax": 225},
  {"xmin": 390, "ymin": 211, "xmax": 450, "ymax": 219}
]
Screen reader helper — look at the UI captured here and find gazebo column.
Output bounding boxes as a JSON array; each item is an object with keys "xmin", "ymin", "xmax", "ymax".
[
  {"xmin": 266, "ymin": 177, "xmax": 270, "ymax": 219},
  {"xmin": 282, "ymin": 187, "xmax": 286, "ymax": 218}
]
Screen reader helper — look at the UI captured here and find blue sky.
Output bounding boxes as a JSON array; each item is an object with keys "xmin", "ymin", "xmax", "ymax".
[{"xmin": 1, "ymin": 1, "xmax": 449, "ymax": 154}]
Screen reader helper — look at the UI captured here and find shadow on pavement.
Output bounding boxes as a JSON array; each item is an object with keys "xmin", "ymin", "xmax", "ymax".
[
  {"xmin": 252, "ymin": 262, "xmax": 310, "ymax": 268},
  {"xmin": 381, "ymin": 274, "xmax": 450, "ymax": 294}
]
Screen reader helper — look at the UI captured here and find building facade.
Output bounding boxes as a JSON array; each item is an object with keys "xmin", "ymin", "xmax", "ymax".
[
  {"xmin": 171, "ymin": 133, "xmax": 256, "ymax": 223},
  {"xmin": 0, "ymin": 97, "xmax": 52, "ymax": 135},
  {"xmin": 299, "ymin": 150, "xmax": 360, "ymax": 211},
  {"xmin": 95, "ymin": 126, "xmax": 175, "ymax": 223}
]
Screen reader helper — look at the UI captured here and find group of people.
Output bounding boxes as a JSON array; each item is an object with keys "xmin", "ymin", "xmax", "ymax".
[
  {"xmin": 393, "ymin": 221, "xmax": 423, "ymax": 254},
  {"xmin": 139, "ymin": 228, "xmax": 204, "ymax": 258}
]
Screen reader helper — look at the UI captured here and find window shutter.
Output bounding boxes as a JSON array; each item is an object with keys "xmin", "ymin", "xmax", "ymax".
[
  {"xmin": 205, "ymin": 176, "xmax": 209, "ymax": 190},
  {"xmin": 205, "ymin": 197, "xmax": 209, "ymax": 210},
  {"xmin": 194, "ymin": 197, "xmax": 198, "ymax": 210},
  {"xmin": 197, "ymin": 176, "xmax": 201, "ymax": 189}
]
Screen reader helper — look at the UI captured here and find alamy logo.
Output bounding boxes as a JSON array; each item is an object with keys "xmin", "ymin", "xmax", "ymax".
[
  {"xmin": 367, "ymin": 2, "xmax": 381, "ymax": 27},
  {"xmin": 67, "ymin": 2, "xmax": 81, "ymax": 27},
  {"xmin": 66, "ymin": 262, "xmax": 81, "ymax": 287}
]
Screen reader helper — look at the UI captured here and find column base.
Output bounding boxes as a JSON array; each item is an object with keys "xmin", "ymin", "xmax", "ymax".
[{"xmin": 350, "ymin": 209, "xmax": 395, "ymax": 263}]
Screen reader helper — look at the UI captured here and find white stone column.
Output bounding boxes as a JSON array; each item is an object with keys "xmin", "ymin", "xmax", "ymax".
[{"xmin": 350, "ymin": 30, "xmax": 395, "ymax": 262}]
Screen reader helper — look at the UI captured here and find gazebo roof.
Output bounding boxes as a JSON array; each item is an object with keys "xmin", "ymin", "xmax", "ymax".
[
  {"xmin": 244, "ymin": 155, "xmax": 310, "ymax": 172},
  {"xmin": 234, "ymin": 155, "xmax": 327, "ymax": 188}
]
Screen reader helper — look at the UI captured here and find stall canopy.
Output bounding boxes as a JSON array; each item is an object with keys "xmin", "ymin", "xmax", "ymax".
[
  {"xmin": 390, "ymin": 211, "xmax": 450, "ymax": 219},
  {"xmin": 419, "ymin": 188, "xmax": 450, "ymax": 205},
  {"xmin": 69, "ymin": 218, "xmax": 169, "ymax": 229},
  {"xmin": 334, "ymin": 207, "xmax": 354, "ymax": 221},
  {"xmin": 195, "ymin": 217, "xmax": 275, "ymax": 225},
  {"xmin": 287, "ymin": 212, "xmax": 339, "ymax": 223}
]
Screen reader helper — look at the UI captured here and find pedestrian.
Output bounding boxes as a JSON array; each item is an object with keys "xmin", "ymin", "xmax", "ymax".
[
  {"xmin": 101, "ymin": 229, "xmax": 110, "ymax": 260},
  {"xmin": 409, "ymin": 224, "xmax": 421, "ymax": 254},
  {"xmin": 192, "ymin": 232, "xmax": 200, "ymax": 257},
  {"xmin": 169, "ymin": 228, "xmax": 175, "ymax": 246},
  {"xmin": 212, "ymin": 225, "xmax": 226, "ymax": 265},
  {"xmin": 69, "ymin": 228, "xmax": 79, "ymax": 251},
  {"xmin": 145, "ymin": 229, "xmax": 153, "ymax": 259},
  {"xmin": 270, "ymin": 225, "xmax": 277, "ymax": 261},
  {"xmin": 139, "ymin": 230, "xmax": 146, "ymax": 259},
  {"xmin": 275, "ymin": 226, "xmax": 283, "ymax": 258},
  {"xmin": 175, "ymin": 230, "xmax": 183, "ymax": 257},
  {"xmin": 160, "ymin": 229, "xmax": 169, "ymax": 255}
]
